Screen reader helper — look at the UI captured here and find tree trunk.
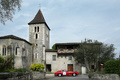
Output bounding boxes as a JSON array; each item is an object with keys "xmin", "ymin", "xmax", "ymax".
[{"xmin": 84, "ymin": 58, "xmax": 90, "ymax": 72}]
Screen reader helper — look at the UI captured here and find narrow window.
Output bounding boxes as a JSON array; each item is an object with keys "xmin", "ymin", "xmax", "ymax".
[
  {"xmin": 2, "ymin": 48, "xmax": 4, "ymax": 55},
  {"xmin": 34, "ymin": 53, "xmax": 38, "ymax": 59},
  {"xmin": 16, "ymin": 48, "xmax": 17, "ymax": 55},
  {"xmin": 36, "ymin": 34, "xmax": 38, "ymax": 39},
  {"xmin": 2, "ymin": 45, "xmax": 6, "ymax": 55},
  {"xmin": 52, "ymin": 55, "xmax": 56, "ymax": 61},
  {"xmin": 37, "ymin": 26, "xmax": 39, "ymax": 32},
  {"xmin": 22, "ymin": 48, "xmax": 25, "ymax": 56},
  {"xmin": 35, "ymin": 27, "xmax": 36, "ymax": 32},
  {"xmin": 68, "ymin": 55, "xmax": 72, "ymax": 60}
]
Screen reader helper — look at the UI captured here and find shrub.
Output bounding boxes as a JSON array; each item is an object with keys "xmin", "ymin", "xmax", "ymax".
[
  {"xmin": 3, "ymin": 68, "xmax": 27, "ymax": 72},
  {"xmin": 0, "ymin": 55, "xmax": 4, "ymax": 70},
  {"xmin": 30, "ymin": 63, "xmax": 45, "ymax": 71},
  {"xmin": 0, "ymin": 55, "xmax": 4, "ymax": 63},
  {"xmin": 0, "ymin": 55, "xmax": 14, "ymax": 72},
  {"xmin": 88, "ymin": 71, "xmax": 105, "ymax": 78},
  {"xmin": 15, "ymin": 68, "xmax": 27, "ymax": 72},
  {"xmin": 104, "ymin": 60, "xmax": 120, "ymax": 74}
]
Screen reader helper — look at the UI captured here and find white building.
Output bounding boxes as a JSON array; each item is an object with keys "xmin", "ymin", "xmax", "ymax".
[{"xmin": 46, "ymin": 43, "xmax": 81, "ymax": 72}]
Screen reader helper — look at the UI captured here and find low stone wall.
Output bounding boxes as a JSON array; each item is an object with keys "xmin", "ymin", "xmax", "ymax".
[
  {"xmin": 91, "ymin": 74, "xmax": 120, "ymax": 80},
  {"xmin": 0, "ymin": 72, "xmax": 31, "ymax": 80},
  {"xmin": 0, "ymin": 72, "xmax": 45, "ymax": 80},
  {"xmin": 32, "ymin": 72, "xmax": 46, "ymax": 80}
]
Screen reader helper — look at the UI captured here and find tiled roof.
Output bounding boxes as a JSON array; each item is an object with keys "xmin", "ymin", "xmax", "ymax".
[
  {"xmin": 0, "ymin": 35, "xmax": 32, "ymax": 45},
  {"xmin": 28, "ymin": 9, "xmax": 50, "ymax": 30}
]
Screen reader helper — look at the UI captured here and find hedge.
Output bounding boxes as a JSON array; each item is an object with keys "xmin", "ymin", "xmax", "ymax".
[{"xmin": 104, "ymin": 60, "xmax": 120, "ymax": 74}]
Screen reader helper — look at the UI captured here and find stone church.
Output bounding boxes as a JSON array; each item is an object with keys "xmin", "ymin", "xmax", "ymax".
[{"xmin": 0, "ymin": 10, "xmax": 81, "ymax": 73}]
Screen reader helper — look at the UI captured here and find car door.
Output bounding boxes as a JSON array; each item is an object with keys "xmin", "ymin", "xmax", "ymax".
[
  {"xmin": 63, "ymin": 71, "xmax": 67, "ymax": 76},
  {"xmin": 67, "ymin": 71, "xmax": 73, "ymax": 76}
]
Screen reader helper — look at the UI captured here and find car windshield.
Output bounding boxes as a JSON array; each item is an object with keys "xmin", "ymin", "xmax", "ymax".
[{"xmin": 61, "ymin": 70, "xmax": 67, "ymax": 72}]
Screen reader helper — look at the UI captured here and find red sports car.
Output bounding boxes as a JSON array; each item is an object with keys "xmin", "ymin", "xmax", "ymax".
[{"xmin": 54, "ymin": 70, "xmax": 79, "ymax": 77}]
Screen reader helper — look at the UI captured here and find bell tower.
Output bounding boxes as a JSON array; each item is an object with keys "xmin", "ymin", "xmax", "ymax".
[{"xmin": 28, "ymin": 9, "xmax": 50, "ymax": 64}]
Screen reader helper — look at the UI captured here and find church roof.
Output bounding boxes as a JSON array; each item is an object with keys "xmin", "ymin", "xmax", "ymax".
[
  {"xmin": 0, "ymin": 35, "xmax": 32, "ymax": 45},
  {"xmin": 28, "ymin": 9, "xmax": 50, "ymax": 30}
]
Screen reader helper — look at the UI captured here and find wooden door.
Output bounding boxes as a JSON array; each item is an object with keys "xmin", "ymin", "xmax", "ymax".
[{"xmin": 68, "ymin": 64, "xmax": 73, "ymax": 71}]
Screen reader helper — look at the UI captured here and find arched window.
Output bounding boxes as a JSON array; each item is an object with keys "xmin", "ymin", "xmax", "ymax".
[
  {"xmin": 37, "ymin": 26, "xmax": 39, "ymax": 32},
  {"xmin": 35, "ymin": 27, "xmax": 36, "ymax": 32},
  {"xmin": 2, "ymin": 45, "xmax": 6, "ymax": 55}
]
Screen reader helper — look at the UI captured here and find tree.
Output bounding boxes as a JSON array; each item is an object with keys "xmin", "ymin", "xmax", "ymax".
[
  {"xmin": 74, "ymin": 39, "xmax": 115, "ymax": 72},
  {"xmin": 0, "ymin": 0, "xmax": 22, "ymax": 24},
  {"xmin": 52, "ymin": 44, "xmax": 56, "ymax": 50}
]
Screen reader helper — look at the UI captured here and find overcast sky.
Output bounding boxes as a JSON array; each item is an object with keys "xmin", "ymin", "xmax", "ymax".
[{"xmin": 0, "ymin": 0, "xmax": 120, "ymax": 58}]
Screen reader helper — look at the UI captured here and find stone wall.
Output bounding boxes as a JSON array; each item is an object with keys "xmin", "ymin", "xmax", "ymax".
[
  {"xmin": 46, "ymin": 51, "xmax": 81, "ymax": 72},
  {"xmin": 32, "ymin": 72, "xmax": 45, "ymax": 80},
  {"xmin": 91, "ymin": 74, "xmax": 120, "ymax": 80},
  {"xmin": 0, "ymin": 39, "xmax": 32, "ymax": 70},
  {"xmin": 0, "ymin": 72, "xmax": 45, "ymax": 80},
  {"xmin": 29, "ymin": 23, "xmax": 50, "ymax": 64},
  {"xmin": 0, "ymin": 72, "xmax": 31, "ymax": 80}
]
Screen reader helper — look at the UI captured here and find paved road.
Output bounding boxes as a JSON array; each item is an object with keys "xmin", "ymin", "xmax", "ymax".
[{"xmin": 43, "ymin": 74, "xmax": 89, "ymax": 80}]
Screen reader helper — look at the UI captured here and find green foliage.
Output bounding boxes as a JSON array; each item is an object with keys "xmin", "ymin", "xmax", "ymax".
[
  {"xmin": 99, "ymin": 44, "xmax": 115, "ymax": 63},
  {"xmin": 52, "ymin": 44, "xmax": 56, "ymax": 50},
  {"xmin": 0, "ymin": 55, "xmax": 27, "ymax": 73},
  {"xmin": 2, "ymin": 68, "xmax": 27, "ymax": 72},
  {"xmin": 88, "ymin": 71, "xmax": 105, "ymax": 78},
  {"xmin": 104, "ymin": 60, "xmax": 120, "ymax": 74},
  {"xmin": 0, "ymin": 0, "xmax": 21, "ymax": 24},
  {"xmin": 15, "ymin": 68, "xmax": 27, "ymax": 72},
  {"xmin": 3, "ymin": 69, "xmax": 16, "ymax": 72},
  {"xmin": 74, "ymin": 39, "xmax": 115, "ymax": 72},
  {"xmin": 0, "ymin": 55, "xmax": 4, "ymax": 70},
  {"xmin": 0, "ymin": 55, "xmax": 4, "ymax": 63},
  {"xmin": 39, "ymin": 69, "xmax": 44, "ymax": 72},
  {"xmin": 88, "ymin": 72, "xmax": 93, "ymax": 78},
  {"xmin": 30, "ymin": 63, "xmax": 45, "ymax": 71},
  {"xmin": 0, "ymin": 56, "xmax": 14, "ymax": 72}
]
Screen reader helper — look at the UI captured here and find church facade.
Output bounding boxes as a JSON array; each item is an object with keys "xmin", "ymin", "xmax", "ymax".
[{"xmin": 0, "ymin": 10, "xmax": 81, "ymax": 72}]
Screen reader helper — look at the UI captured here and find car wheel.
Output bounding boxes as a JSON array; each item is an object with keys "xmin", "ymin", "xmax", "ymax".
[
  {"xmin": 72, "ymin": 73, "xmax": 76, "ymax": 77},
  {"xmin": 58, "ymin": 73, "xmax": 62, "ymax": 77}
]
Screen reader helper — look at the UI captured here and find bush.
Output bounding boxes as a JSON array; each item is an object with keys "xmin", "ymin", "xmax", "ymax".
[
  {"xmin": 88, "ymin": 71, "xmax": 105, "ymax": 78},
  {"xmin": 30, "ymin": 63, "xmax": 45, "ymax": 71},
  {"xmin": 3, "ymin": 68, "xmax": 27, "ymax": 72},
  {"xmin": 0, "ymin": 55, "xmax": 4, "ymax": 63},
  {"xmin": 15, "ymin": 68, "xmax": 27, "ymax": 72},
  {"xmin": 0, "ymin": 55, "xmax": 4, "ymax": 70},
  {"xmin": 104, "ymin": 60, "xmax": 120, "ymax": 74}
]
